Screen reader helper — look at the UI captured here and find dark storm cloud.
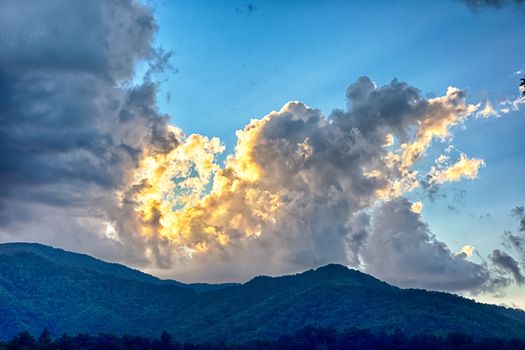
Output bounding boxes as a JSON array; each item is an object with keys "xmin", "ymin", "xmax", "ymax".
[
  {"xmin": 490, "ymin": 249, "xmax": 525, "ymax": 285},
  {"xmin": 1, "ymin": 0, "xmax": 143, "ymax": 194},
  {"xmin": 0, "ymin": 0, "xmax": 180, "ymax": 264},
  {"xmin": 0, "ymin": 0, "xmax": 157, "ymax": 79},
  {"xmin": 0, "ymin": 0, "xmax": 179, "ymax": 201}
]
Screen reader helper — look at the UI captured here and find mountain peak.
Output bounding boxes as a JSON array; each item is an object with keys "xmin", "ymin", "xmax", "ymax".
[
  {"xmin": 312, "ymin": 263, "xmax": 353, "ymax": 276},
  {"xmin": 244, "ymin": 263, "xmax": 391, "ymax": 292},
  {"xmin": 302, "ymin": 263, "xmax": 390, "ymax": 288}
]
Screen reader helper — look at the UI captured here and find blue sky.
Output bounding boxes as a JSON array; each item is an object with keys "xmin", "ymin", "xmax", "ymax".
[
  {"xmin": 151, "ymin": 0, "xmax": 525, "ymax": 304},
  {"xmin": 154, "ymin": 0, "xmax": 524, "ymax": 139}
]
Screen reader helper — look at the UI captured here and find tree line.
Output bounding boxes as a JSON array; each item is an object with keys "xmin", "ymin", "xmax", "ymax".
[{"xmin": 1, "ymin": 326, "xmax": 525, "ymax": 350}]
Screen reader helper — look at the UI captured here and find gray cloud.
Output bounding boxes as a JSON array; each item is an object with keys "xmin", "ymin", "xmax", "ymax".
[
  {"xmin": 0, "ymin": 0, "xmax": 179, "ymax": 264},
  {"xmin": 481, "ymin": 206, "xmax": 525, "ymax": 290},
  {"xmin": 511, "ymin": 206, "xmax": 525, "ymax": 232},
  {"xmin": 490, "ymin": 249, "xmax": 525, "ymax": 285},
  {"xmin": 504, "ymin": 230, "xmax": 525, "ymax": 254},
  {"xmin": 359, "ymin": 198, "xmax": 491, "ymax": 292},
  {"xmin": 463, "ymin": 0, "xmax": 524, "ymax": 9},
  {"xmin": 500, "ymin": 207, "xmax": 525, "ymax": 268}
]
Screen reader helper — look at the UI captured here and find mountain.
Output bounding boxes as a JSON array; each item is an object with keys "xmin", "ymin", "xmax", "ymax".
[
  {"xmin": 0, "ymin": 243, "xmax": 236, "ymax": 292},
  {"xmin": 0, "ymin": 243, "xmax": 524, "ymax": 343},
  {"xmin": 0, "ymin": 243, "xmax": 165, "ymax": 285}
]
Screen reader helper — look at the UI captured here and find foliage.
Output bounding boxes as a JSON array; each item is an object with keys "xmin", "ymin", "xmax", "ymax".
[{"xmin": 0, "ymin": 327, "xmax": 524, "ymax": 350}]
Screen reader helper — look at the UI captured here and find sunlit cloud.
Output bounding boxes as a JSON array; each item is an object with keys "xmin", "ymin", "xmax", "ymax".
[
  {"xmin": 476, "ymin": 101, "xmax": 498, "ymax": 118},
  {"xmin": 460, "ymin": 245, "xmax": 475, "ymax": 257},
  {"xmin": 427, "ymin": 153, "xmax": 485, "ymax": 185},
  {"xmin": 410, "ymin": 201, "xmax": 424, "ymax": 214}
]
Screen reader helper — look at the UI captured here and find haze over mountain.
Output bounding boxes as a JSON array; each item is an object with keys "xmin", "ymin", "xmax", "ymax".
[{"xmin": 0, "ymin": 243, "xmax": 524, "ymax": 343}]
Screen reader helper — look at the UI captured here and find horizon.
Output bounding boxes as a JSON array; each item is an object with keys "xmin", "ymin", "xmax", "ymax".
[{"xmin": 1, "ymin": 0, "xmax": 525, "ymax": 312}]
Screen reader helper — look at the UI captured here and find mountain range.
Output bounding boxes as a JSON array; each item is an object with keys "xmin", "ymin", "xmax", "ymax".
[{"xmin": 0, "ymin": 242, "xmax": 524, "ymax": 343}]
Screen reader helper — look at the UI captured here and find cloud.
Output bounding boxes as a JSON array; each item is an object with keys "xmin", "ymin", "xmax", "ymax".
[
  {"xmin": 490, "ymin": 249, "xmax": 525, "ymax": 285},
  {"xmin": 498, "ymin": 95, "xmax": 525, "ymax": 114},
  {"xmin": 463, "ymin": 0, "xmax": 524, "ymax": 10},
  {"xmin": 459, "ymin": 245, "xmax": 476, "ymax": 257},
  {"xmin": 511, "ymin": 206, "xmax": 525, "ymax": 232},
  {"xmin": 504, "ymin": 230, "xmax": 525, "ymax": 253},
  {"xmin": 410, "ymin": 201, "xmax": 424, "ymax": 214},
  {"xmin": 0, "ymin": 0, "xmax": 181, "ymax": 263},
  {"xmin": 427, "ymin": 153, "xmax": 485, "ymax": 184},
  {"xmin": 501, "ymin": 207, "xmax": 525, "ymax": 264},
  {"xmin": 489, "ymin": 206, "xmax": 525, "ymax": 288},
  {"xmin": 123, "ymin": 77, "xmax": 495, "ymax": 291},
  {"xmin": 359, "ymin": 199, "xmax": 491, "ymax": 292},
  {"xmin": 476, "ymin": 101, "xmax": 498, "ymax": 118}
]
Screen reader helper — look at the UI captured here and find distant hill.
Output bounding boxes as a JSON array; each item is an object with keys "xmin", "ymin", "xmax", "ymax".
[
  {"xmin": 0, "ymin": 242, "xmax": 524, "ymax": 343},
  {"xmin": 0, "ymin": 243, "xmax": 164, "ymax": 285},
  {"xmin": 0, "ymin": 243, "xmax": 237, "ymax": 292}
]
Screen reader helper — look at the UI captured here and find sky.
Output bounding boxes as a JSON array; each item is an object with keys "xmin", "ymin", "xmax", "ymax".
[{"xmin": 0, "ymin": 0, "xmax": 524, "ymax": 308}]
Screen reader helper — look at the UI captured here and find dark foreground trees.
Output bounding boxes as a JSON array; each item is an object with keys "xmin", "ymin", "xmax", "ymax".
[{"xmin": 0, "ymin": 327, "xmax": 524, "ymax": 350}]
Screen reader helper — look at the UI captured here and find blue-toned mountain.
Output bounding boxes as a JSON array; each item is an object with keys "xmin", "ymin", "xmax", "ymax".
[{"xmin": 0, "ymin": 243, "xmax": 524, "ymax": 342}]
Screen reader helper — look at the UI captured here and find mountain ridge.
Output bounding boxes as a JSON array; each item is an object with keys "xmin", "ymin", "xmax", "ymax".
[
  {"xmin": 0, "ymin": 242, "xmax": 524, "ymax": 343},
  {"xmin": 0, "ymin": 242, "xmax": 237, "ymax": 292}
]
